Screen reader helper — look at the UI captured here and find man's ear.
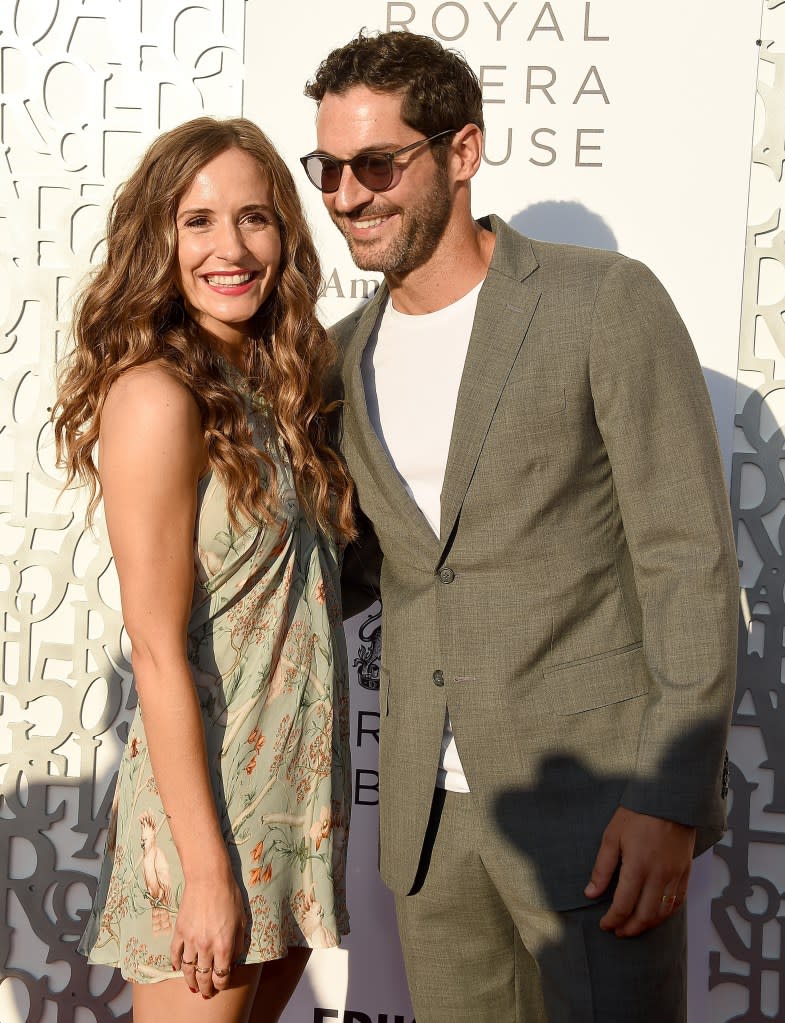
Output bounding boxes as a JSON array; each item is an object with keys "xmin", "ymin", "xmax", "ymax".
[{"xmin": 449, "ymin": 123, "xmax": 484, "ymax": 183}]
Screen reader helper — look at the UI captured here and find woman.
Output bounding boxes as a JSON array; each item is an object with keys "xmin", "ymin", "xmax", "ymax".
[{"xmin": 53, "ymin": 117, "xmax": 355, "ymax": 1022}]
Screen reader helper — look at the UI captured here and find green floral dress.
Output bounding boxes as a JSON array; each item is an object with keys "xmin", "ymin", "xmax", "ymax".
[{"xmin": 79, "ymin": 382, "xmax": 350, "ymax": 983}]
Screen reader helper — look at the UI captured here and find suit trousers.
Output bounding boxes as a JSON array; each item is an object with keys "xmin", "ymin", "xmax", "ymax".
[{"xmin": 394, "ymin": 789, "xmax": 687, "ymax": 1023}]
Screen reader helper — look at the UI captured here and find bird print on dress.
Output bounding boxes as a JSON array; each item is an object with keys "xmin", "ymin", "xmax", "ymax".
[{"xmin": 139, "ymin": 811, "xmax": 172, "ymax": 933}]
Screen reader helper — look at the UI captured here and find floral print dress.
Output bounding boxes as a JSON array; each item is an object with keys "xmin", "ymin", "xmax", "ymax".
[{"xmin": 79, "ymin": 383, "xmax": 350, "ymax": 983}]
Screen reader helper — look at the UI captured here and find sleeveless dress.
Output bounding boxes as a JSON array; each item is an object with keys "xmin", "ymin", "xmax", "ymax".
[{"xmin": 79, "ymin": 377, "xmax": 351, "ymax": 983}]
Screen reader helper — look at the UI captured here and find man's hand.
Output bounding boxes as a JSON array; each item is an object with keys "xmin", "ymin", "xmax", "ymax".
[{"xmin": 584, "ymin": 807, "xmax": 696, "ymax": 937}]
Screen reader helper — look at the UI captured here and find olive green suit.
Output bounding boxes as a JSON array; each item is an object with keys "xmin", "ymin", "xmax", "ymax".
[{"xmin": 336, "ymin": 216, "xmax": 737, "ymax": 1020}]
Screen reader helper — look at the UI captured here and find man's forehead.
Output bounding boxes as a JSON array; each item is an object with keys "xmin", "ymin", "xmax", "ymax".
[{"xmin": 315, "ymin": 86, "xmax": 409, "ymax": 148}]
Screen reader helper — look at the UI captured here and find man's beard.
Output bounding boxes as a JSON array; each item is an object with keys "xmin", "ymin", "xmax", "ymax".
[{"xmin": 332, "ymin": 167, "xmax": 452, "ymax": 275}]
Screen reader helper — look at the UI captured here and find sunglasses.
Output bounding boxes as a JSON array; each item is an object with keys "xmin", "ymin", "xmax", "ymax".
[{"xmin": 299, "ymin": 129, "xmax": 457, "ymax": 194}]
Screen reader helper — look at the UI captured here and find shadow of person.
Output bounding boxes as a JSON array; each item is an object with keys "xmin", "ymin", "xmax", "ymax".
[
  {"xmin": 509, "ymin": 202, "xmax": 618, "ymax": 251},
  {"xmin": 489, "ymin": 720, "xmax": 728, "ymax": 1021},
  {"xmin": 495, "ymin": 719, "xmax": 727, "ymax": 911}
]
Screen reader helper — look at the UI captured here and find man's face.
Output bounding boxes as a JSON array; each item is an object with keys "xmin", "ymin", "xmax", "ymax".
[{"xmin": 315, "ymin": 86, "xmax": 453, "ymax": 275}]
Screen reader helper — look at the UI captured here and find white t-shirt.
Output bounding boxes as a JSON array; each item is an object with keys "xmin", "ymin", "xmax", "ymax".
[{"xmin": 361, "ymin": 282, "xmax": 483, "ymax": 792}]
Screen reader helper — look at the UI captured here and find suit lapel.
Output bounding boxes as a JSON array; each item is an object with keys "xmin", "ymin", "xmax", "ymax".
[
  {"xmin": 343, "ymin": 284, "xmax": 441, "ymax": 556},
  {"xmin": 440, "ymin": 218, "xmax": 541, "ymax": 547}
]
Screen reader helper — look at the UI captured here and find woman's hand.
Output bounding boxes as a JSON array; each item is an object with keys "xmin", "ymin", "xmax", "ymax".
[{"xmin": 170, "ymin": 868, "xmax": 247, "ymax": 997}]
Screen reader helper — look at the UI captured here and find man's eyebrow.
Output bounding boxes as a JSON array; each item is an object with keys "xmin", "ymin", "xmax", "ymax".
[{"xmin": 314, "ymin": 142, "xmax": 400, "ymax": 159}]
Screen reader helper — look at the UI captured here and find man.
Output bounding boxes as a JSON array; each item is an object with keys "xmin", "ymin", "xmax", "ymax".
[{"xmin": 301, "ymin": 30, "xmax": 737, "ymax": 1022}]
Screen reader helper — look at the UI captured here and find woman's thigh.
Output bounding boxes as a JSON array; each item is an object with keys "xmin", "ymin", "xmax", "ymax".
[
  {"xmin": 249, "ymin": 947, "xmax": 312, "ymax": 1023},
  {"xmin": 132, "ymin": 963, "xmax": 263, "ymax": 1023}
]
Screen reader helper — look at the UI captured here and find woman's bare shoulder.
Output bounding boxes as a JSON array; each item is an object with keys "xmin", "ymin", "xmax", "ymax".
[
  {"xmin": 99, "ymin": 360, "xmax": 205, "ymax": 481},
  {"xmin": 102, "ymin": 361, "xmax": 201, "ymax": 434}
]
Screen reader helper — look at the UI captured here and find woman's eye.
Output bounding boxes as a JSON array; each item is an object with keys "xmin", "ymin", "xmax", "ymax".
[{"xmin": 184, "ymin": 216, "xmax": 209, "ymax": 229}]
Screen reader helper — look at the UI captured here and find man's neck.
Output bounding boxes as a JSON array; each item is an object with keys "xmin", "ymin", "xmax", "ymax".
[{"xmin": 386, "ymin": 217, "xmax": 496, "ymax": 315}]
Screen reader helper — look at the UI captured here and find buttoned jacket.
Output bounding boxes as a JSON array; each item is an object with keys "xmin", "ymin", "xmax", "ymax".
[{"xmin": 335, "ymin": 215, "xmax": 738, "ymax": 907}]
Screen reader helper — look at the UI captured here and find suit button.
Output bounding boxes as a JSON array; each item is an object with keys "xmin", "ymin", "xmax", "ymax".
[
  {"xmin": 432, "ymin": 670, "xmax": 445, "ymax": 687},
  {"xmin": 438, "ymin": 566, "xmax": 455, "ymax": 584}
]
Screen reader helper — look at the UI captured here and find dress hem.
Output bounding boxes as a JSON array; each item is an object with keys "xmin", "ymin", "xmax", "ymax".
[{"xmin": 81, "ymin": 925, "xmax": 351, "ymax": 985}]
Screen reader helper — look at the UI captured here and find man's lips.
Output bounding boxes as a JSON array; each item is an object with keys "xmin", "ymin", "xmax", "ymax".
[
  {"xmin": 353, "ymin": 214, "xmax": 392, "ymax": 230},
  {"xmin": 339, "ymin": 209, "xmax": 399, "ymax": 237}
]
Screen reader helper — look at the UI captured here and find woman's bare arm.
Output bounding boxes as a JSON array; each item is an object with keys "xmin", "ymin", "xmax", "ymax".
[{"xmin": 100, "ymin": 364, "xmax": 244, "ymax": 996}]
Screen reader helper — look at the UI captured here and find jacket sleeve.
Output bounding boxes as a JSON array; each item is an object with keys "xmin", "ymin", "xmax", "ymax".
[{"xmin": 588, "ymin": 257, "xmax": 738, "ymax": 842}]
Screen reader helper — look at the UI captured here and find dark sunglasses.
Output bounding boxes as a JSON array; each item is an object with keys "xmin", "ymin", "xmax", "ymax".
[{"xmin": 299, "ymin": 129, "xmax": 457, "ymax": 194}]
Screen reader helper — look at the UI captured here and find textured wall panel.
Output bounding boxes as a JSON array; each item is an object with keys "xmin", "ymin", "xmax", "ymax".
[
  {"xmin": 711, "ymin": 5, "xmax": 785, "ymax": 1020},
  {"xmin": 0, "ymin": 3, "xmax": 245, "ymax": 1020}
]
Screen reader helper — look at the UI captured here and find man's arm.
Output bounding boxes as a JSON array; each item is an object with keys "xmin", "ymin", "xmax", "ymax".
[
  {"xmin": 583, "ymin": 257, "xmax": 738, "ymax": 935},
  {"xmin": 342, "ymin": 506, "xmax": 382, "ymax": 620}
]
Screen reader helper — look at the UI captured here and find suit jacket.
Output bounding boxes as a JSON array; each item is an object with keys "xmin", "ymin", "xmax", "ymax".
[{"xmin": 335, "ymin": 215, "xmax": 738, "ymax": 909}]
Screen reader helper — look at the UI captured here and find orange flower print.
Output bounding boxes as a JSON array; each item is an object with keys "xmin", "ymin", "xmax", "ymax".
[
  {"xmin": 249, "ymin": 867, "xmax": 263, "ymax": 887},
  {"xmin": 251, "ymin": 841, "xmax": 264, "ymax": 862},
  {"xmin": 246, "ymin": 755, "xmax": 257, "ymax": 775},
  {"xmin": 247, "ymin": 727, "xmax": 266, "ymax": 754},
  {"xmin": 314, "ymin": 580, "xmax": 326, "ymax": 605},
  {"xmin": 130, "ymin": 738, "xmax": 140, "ymax": 758},
  {"xmin": 261, "ymin": 863, "xmax": 272, "ymax": 885},
  {"xmin": 309, "ymin": 806, "xmax": 332, "ymax": 850}
]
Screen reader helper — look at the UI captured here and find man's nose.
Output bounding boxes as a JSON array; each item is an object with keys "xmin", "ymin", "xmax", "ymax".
[{"xmin": 330, "ymin": 164, "xmax": 376, "ymax": 213}]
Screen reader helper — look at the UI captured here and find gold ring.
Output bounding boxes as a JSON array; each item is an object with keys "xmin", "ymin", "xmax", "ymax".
[
  {"xmin": 661, "ymin": 894, "xmax": 677, "ymax": 903},
  {"xmin": 194, "ymin": 965, "xmax": 212, "ymax": 974},
  {"xmin": 213, "ymin": 967, "xmax": 231, "ymax": 977},
  {"xmin": 181, "ymin": 957, "xmax": 196, "ymax": 966}
]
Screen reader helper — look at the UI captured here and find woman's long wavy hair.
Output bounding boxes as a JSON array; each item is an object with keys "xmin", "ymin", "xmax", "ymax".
[{"xmin": 53, "ymin": 117, "xmax": 355, "ymax": 540}]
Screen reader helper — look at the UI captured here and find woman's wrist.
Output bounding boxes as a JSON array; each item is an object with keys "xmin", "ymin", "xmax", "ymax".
[{"xmin": 172, "ymin": 827, "xmax": 233, "ymax": 881}]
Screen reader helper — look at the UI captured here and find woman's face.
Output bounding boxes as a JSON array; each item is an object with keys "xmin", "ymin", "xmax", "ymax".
[{"xmin": 175, "ymin": 147, "xmax": 282, "ymax": 347}]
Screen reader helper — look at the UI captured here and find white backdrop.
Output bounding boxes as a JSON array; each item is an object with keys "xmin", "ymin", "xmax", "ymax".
[{"xmin": 0, "ymin": 1, "xmax": 768, "ymax": 1021}]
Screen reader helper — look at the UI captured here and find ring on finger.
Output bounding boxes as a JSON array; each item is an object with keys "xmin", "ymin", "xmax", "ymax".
[
  {"xmin": 213, "ymin": 966, "xmax": 231, "ymax": 978},
  {"xmin": 661, "ymin": 894, "xmax": 678, "ymax": 904},
  {"xmin": 194, "ymin": 965, "xmax": 212, "ymax": 974},
  {"xmin": 181, "ymin": 957, "xmax": 196, "ymax": 966}
]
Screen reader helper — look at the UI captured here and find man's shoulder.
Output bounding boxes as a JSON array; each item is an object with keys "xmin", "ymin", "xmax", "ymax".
[
  {"xmin": 485, "ymin": 213, "xmax": 635, "ymax": 284},
  {"xmin": 330, "ymin": 305, "xmax": 368, "ymax": 353},
  {"xmin": 530, "ymin": 235, "xmax": 625, "ymax": 272}
]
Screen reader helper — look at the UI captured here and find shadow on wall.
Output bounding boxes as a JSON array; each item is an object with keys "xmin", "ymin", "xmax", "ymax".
[
  {"xmin": 0, "ymin": 773, "xmax": 130, "ymax": 1021},
  {"xmin": 509, "ymin": 201, "xmax": 618, "ymax": 251}
]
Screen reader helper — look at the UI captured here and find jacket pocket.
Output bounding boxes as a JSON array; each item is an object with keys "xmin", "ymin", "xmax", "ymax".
[
  {"xmin": 544, "ymin": 642, "xmax": 648, "ymax": 715},
  {"xmin": 515, "ymin": 384, "xmax": 567, "ymax": 421}
]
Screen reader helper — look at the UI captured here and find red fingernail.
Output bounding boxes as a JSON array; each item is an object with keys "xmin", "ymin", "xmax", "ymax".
[
  {"xmin": 202, "ymin": 995, "xmax": 210, "ymax": 1000},
  {"xmin": 189, "ymin": 987, "xmax": 197, "ymax": 993}
]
